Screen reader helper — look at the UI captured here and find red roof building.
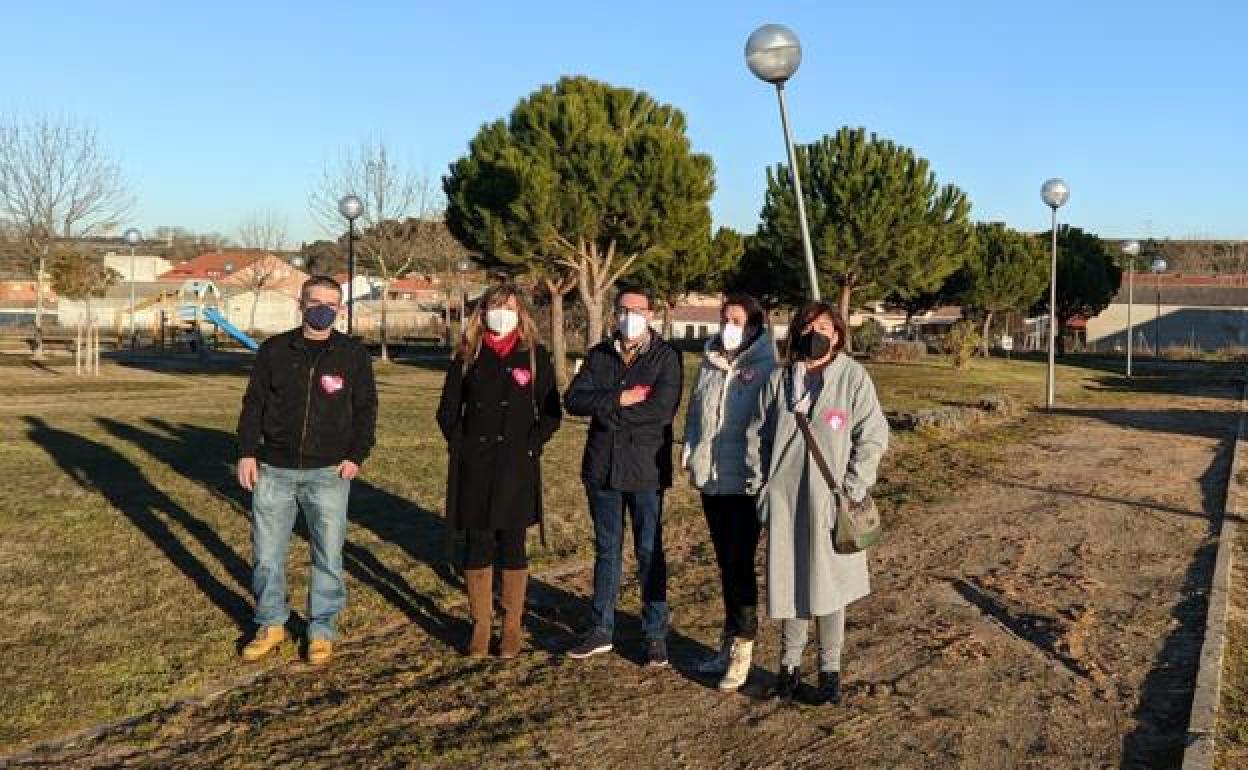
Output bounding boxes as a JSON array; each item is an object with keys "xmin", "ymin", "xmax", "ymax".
[{"xmin": 158, "ymin": 250, "xmax": 264, "ymax": 281}]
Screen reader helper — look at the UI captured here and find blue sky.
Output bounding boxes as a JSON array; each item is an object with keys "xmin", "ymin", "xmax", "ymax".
[{"xmin": 4, "ymin": 0, "xmax": 1245, "ymax": 244}]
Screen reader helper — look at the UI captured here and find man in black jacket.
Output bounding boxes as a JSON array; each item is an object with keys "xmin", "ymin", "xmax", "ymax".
[
  {"xmin": 235, "ymin": 275, "xmax": 377, "ymax": 666},
  {"xmin": 564, "ymin": 286, "xmax": 682, "ymax": 666}
]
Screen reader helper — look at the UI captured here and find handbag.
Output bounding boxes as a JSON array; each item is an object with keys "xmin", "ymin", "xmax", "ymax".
[{"xmin": 794, "ymin": 411, "xmax": 881, "ymax": 554}]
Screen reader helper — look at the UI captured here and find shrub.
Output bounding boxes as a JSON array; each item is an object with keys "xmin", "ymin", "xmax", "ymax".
[
  {"xmin": 852, "ymin": 318, "xmax": 886, "ymax": 355},
  {"xmin": 978, "ymin": 393, "xmax": 1021, "ymax": 417},
  {"xmin": 872, "ymin": 339, "xmax": 927, "ymax": 363},
  {"xmin": 943, "ymin": 320, "xmax": 981, "ymax": 370}
]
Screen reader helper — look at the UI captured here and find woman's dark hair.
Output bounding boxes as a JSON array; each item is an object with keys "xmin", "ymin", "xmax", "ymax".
[
  {"xmin": 787, "ymin": 301, "xmax": 848, "ymax": 362},
  {"xmin": 721, "ymin": 292, "xmax": 765, "ymax": 330}
]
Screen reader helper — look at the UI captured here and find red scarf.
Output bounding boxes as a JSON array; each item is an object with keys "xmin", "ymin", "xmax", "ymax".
[{"xmin": 482, "ymin": 329, "xmax": 519, "ymax": 359}]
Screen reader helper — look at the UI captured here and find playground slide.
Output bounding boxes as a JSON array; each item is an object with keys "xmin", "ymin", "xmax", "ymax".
[{"xmin": 202, "ymin": 307, "xmax": 260, "ymax": 352}]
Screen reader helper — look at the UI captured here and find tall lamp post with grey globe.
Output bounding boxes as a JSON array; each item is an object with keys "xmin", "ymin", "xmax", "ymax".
[
  {"xmin": 1041, "ymin": 178, "xmax": 1070, "ymax": 409},
  {"xmin": 1121, "ymin": 240, "xmax": 1140, "ymax": 377},
  {"xmin": 1151, "ymin": 256, "xmax": 1167, "ymax": 356},
  {"xmin": 123, "ymin": 227, "xmax": 142, "ymax": 349},
  {"xmin": 745, "ymin": 23, "xmax": 820, "ymax": 300},
  {"xmin": 338, "ymin": 195, "xmax": 364, "ymax": 336}
]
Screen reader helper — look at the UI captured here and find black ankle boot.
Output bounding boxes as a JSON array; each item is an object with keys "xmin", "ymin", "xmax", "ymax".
[
  {"xmin": 773, "ymin": 665, "xmax": 801, "ymax": 701},
  {"xmin": 812, "ymin": 671, "xmax": 840, "ymax": 705}
]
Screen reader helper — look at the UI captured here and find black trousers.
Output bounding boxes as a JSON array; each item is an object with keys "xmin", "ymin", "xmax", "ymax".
[
  {"xmin": 702, "ymin": 493, "xmax": 761, "ymax": 639},
  {"xmin": 463, "ymin": 527, "xmax": 528, "ymax": 570}
]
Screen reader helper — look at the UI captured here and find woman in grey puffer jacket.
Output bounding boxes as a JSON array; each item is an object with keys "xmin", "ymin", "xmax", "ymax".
[{"xmin": 681, "ymin": 293, "xmax": 776, "ymax": 692}]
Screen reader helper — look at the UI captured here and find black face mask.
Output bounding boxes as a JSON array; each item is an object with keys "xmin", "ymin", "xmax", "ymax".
[{"xmin": 793, "ymin": 330, "xmax": 832, "ymax": 361}]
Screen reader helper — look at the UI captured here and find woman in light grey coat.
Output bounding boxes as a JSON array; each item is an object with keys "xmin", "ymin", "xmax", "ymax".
[
  {"xmin": 682, "ymin": 293, "xmax": 776, "ymax": 692},
  {"xmin": 745, "ymin": 301, "xmax": 889, "ymax": 705}
]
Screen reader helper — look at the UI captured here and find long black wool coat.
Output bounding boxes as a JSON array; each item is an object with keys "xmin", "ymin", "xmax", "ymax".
[{"xmin": 436, "ymin": 343, "xmax": 562, "ymax": 533}]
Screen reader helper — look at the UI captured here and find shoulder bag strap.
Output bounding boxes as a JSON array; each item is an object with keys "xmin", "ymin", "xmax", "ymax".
[{"xmin": 795, "ymin": 412, "xmax": 842, "ymax": 494}]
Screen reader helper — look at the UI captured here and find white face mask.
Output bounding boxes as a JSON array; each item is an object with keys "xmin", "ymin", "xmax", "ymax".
[
  {"xmin": 720, "ymin": 322, "xmax": 745, "ymax": 351},
  {"xmin": 617, "ymin": 311, "xmax": 649, "ymax": 341},
  {"xmin": 485, "ymin": 307, "xmax": 518, "ymax": 335}
]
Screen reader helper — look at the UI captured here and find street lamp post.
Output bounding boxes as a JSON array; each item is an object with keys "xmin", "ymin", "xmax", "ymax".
[
  {"xmin": 338, "ymin": 194, "xmax": 364, "ymax": 336},
  {"xmin": 746, "ymin": 24, "xmax": 820, "ymax": 301},
  {"xmin": 1041, "ymin": 178, "xmax": 1070, "ymax": 409},
  {"xmin": 454, "ymin": 257, "xmax": 475, "ymax": 341},
  {"xmin": 123, "ymin": 228, "xmax": 142, "ymax": 349},
  {"xmin": 1121, "ymin": 240, "xmax": 1140, "ymax": 377},
  {"xmin": 1151, "ymin": 256, "xmax": 1168, "ymax": 356}
]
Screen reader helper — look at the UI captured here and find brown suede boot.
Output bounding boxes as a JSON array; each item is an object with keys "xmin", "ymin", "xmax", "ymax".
[
  {"xmin": 499, "ymin": 568, "xmax": 528, "ymax": 659},
  {"xmin": 464, "ymin": 566, "xmax": 493, "ymax": 657}
]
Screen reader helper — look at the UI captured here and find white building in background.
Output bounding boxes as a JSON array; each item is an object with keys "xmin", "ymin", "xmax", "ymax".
[{"xmin": 102, "ymin": 253, "xmax": 173, "ymax": 283}]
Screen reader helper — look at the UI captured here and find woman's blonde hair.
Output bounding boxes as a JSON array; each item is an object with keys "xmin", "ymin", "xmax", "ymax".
[{"xmin": 458, "ymin": 283, "xmax": 541, "ymax": 370}]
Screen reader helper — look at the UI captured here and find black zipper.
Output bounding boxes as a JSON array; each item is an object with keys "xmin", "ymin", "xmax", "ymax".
[{"xmin": 297, "ymin": 347, "xmax": 328, "ymax": 468}]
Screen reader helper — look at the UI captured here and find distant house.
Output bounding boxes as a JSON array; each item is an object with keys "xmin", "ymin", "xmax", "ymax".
[
  {"xmin": 102, "ymin": 253, "xmax": 173, "ymax": 283},
  {"xmin": 1084, "ymin": 273, "xmax": 1248, "ymax": 352},
  {"xmin": 158, "ymin": 250, "xmax": 265, "ymax": 282}
]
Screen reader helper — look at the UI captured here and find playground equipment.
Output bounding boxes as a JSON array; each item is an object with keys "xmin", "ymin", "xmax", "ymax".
[
  {"xmin": 170, "ymin": 280, "xmax": 259, "ymax": 354},
  {"xmin": 203, "ymin": 307, "xmax": 258, "ymax": 351}
]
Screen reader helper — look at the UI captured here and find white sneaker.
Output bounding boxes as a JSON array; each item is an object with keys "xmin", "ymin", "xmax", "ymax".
[
  {"xmin": 695, "ymin": 633, "xmax": 733, "ymax": 674},
  {"xmin": 717, "ymin": 638, "xmax": 755, "ymax": 692}
]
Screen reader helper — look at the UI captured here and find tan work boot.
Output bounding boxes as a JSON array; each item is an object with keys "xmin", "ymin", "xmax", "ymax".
[
  {"xmin": 464, "ymin": 567, "xmax": 494, "ymax": 657},
  {"xmin": 499, "ymin": 568, "xmax": 528, "ymax": 659},
  {"xmin": 307, "ymin": 638, "xmax": 334, "ymax": 666},
  {"xmin": 241, "ymin": 625, "xmax": 287, "ymax": 662},
  {"xmin": 718, "ymin": 638, "xmax": 755, "ymax": 692}
]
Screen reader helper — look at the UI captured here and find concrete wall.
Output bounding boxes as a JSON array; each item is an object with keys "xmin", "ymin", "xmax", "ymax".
[
  {"xmin": 1086, "ymin": 302, "xmax": 1248, "ymax": 352},
  {"xmin": 102, "ymin": 254, "xmax": 173, "ymax": 283}
]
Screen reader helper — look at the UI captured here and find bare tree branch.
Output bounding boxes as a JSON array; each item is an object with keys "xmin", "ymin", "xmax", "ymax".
[{"xmin": 0, "ymin": 116, "xmax": 132, "ymax": 358}]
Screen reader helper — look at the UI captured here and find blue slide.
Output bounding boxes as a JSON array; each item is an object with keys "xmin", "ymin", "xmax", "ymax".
[{"xmin": 202, "ymin": 307, "xmax": 259, "ymax": 352}]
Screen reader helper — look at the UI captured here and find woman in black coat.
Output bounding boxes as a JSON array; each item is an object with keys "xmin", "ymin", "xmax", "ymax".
[{"xmin": 436, "ymin": 283, "xmax": 561, "ymax": 658}]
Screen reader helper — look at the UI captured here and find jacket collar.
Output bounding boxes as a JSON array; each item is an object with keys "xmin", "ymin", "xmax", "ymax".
[
  {"xmin": 289, "ymin": 329, "xmax": 343, "ymax": 351},
  {"xmin": 704, "ymin": 330, "xmax": 774, "ymax": 372}
]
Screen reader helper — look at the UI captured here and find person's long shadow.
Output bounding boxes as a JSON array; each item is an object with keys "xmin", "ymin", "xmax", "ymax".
[
  {"xmin": 23, "ymin": 416, "xmax": 253, "ymax": 631},
  {"xmin": 96, "ymin": 417, "xmax": 463, "ymax": 650},
  {"xmin": 96, "ymin": 418, "xmax": 718, "ymax": 679},
  {"xmin": 1119, "ymin": 422, "xmax": 1234, "ymax": 767}
]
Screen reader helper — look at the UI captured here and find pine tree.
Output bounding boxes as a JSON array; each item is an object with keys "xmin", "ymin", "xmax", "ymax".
[
  {"xmin": 444, "ymin": 76, "xmax": 715, "ymax": 369},
  {"xmin": 1031, "ymin": 225, "xmax": 1122, "ymax": 355},
  {"xmin": 955, "ymin": 223, "xmax": 1049, "ymax": 355},
  {"xmin": 753, "ymin": 127, "xmax": 972, "ymax": 351}
]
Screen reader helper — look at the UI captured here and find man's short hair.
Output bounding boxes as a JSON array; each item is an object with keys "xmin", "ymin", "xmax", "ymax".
[
  {"xmin": 614, "ymin": 284, "xmax": 653, "ymax": 309},
  {"xmin": 301, "ymin": 275, "xmax": 343, "ymax": 301}
]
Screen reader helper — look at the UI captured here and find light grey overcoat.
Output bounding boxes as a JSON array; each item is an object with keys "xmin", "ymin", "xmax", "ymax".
[
  {"xmin": 744, "ymin": 353, "xmax": 889, "ymax": 619},
  {"xmin": 682, "ymin": 330, "xmax": 777, "ymax": 495}
]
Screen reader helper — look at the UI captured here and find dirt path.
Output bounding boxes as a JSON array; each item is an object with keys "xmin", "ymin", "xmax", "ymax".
[{"xmin": 4, "ymin": 387, "xmax": 1237, "ymax": 770}]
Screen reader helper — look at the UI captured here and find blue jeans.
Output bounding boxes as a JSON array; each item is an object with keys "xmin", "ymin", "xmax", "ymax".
[
  {"xmin": 586, "ymin": 484, "xmax": 669, "ymax": 640},
  {"xmin": 251, "ymin": 464, "xmax": 350, "ymax": 640}
]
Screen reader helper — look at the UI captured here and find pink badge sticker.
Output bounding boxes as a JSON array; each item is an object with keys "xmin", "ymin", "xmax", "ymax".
[
  {"xmin": 320, "ymin": 374, "xmax": 344, "ymax": 395},
  {"xmin": 511, "ymin": 368, "xmax": 532, "ymax": 387},
  {"xmin": 823, "ymin": 408, "xmax": 848, "ymax": 431}
]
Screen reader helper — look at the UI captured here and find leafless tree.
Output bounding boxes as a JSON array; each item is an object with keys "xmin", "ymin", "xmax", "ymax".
[
  {"xmin": 0, "ymin": 116, "xmax": 132, "ymax": 358},
  {"xmin": 236, "ymin": 210, "xmax": 289, "ymax": 333},
  {"xmin": 309, "ymin": 138, "xmax": 439, "ymax": 361}
]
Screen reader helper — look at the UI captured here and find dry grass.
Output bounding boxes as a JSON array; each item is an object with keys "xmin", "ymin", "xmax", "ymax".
[{"xmin": 0, "ymin": 352, "xmax": 1237, "ymax": 754}]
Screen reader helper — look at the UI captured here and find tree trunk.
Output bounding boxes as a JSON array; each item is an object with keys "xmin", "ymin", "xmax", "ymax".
[
  {"xmin": 837, "ymin": 282, "xmax": 854, "ymax": 354},
  {"xmin": 661, "ymin": 301, "xmax": 673, "ymax": 340},
  {"xmin": 32, "ymin": 250, "xmax": 46, "ymax": 360},
  {"xmin": 980, "ymin": 311, "xmax": 994, "ymax": 357},
  {"xmin": 379, "ymin": 281, "xmax": 390, "ymax": 362},
  {"xmin": 578, "ymin": 279, "xmax": 605, "ymax": 350},
  {"xmin": 543, "ymin": 277, "xmax": 569, "ymax": 386}
]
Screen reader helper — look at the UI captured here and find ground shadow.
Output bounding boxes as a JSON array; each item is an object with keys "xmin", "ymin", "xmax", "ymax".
[
  {"xmin": 96, "ymin": 417, "xmax": 463, "ymax": 649},
  {"xmin": 94, "ymin": 418, "xmax": 716, "ymax": 676},
  {"xmin": 23, "ymin": 416, "xmax": 253, "ymax": 631},
  {"xmin": 1119, "ymin": 421, "xmax": 1233, "ymax": 767}
]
